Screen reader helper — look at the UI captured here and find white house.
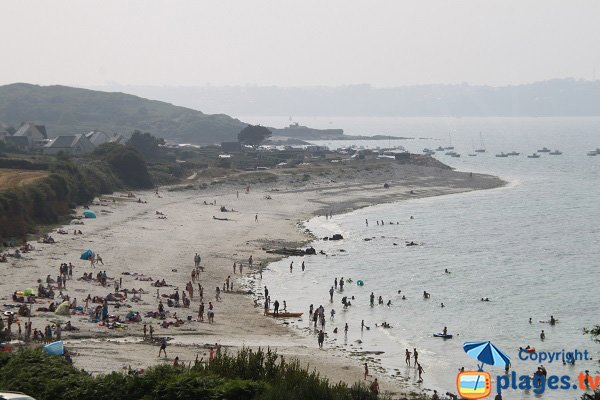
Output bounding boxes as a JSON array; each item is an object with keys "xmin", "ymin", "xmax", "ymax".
[
  {"xmin": 85, "ymin": 130, "xmax": 124, "ymax": 146},
  {"xmin": 14, "ymin": 122, "xmax": 48, "ymax": 149},
  {"xmin": 44, "ymin": 134, "xmax": 95, "ymax": 156}
]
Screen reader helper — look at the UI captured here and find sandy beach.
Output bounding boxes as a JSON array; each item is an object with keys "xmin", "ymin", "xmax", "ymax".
[{"xmin": 0, "ymin": 161, "xmax": 504, "ymax": 397}]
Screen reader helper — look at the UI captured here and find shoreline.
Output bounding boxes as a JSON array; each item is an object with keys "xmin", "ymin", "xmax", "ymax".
[{"xmin": 0, "ymin": 162, "xmax": 504, "ymax": 397}]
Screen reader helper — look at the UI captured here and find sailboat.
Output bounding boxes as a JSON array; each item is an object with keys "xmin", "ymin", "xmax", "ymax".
[
  {"xmin": 475, "ymin": 133, "xmax": 486, "ymax": 153},
  {"xmin": 445, "ymin": 133, "xmax": 454, "ymax": 150}
]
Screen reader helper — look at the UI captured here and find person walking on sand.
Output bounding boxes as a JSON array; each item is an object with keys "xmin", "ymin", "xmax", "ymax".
[
  {"xmin": 417, "ymin": 363, "xmax": 425, "ymax": 383},
  {"xmin": 413, "ymin": 348, "xmax": 419, "ymax": 364},
  {"xmin": 364, "ymin": 363, "xmax": 369, "ymax": 379},
  {"xmin": 302, "ymin": 261, "xmax": 305, "ymax": 271},
  {"xmin": 405, "ymin": 349, "xmax": 412, "ymax": 366},
  {"xmin": 198, "ymin": 302, "xmax": 205, "ymax": 321},
  {"xmin": 318, "ymin": 329, "xmax": 325, "ymax": 348},
  {"xmin": 158, "ymin": 337, "xmax": 167, "ymax": 358},
  {"xmin": 329, "ymin": 286, "xmax": 334, "ymax": 301},
  {"xmin": 289, "ymin": 261, "xmax": 293, "ymax": 272},
  {"xmin": 149, "ymin": 325, "xmax": 154, "ymax": 340},
  {"xmin": 96, "ymin": 254, "xmax": 104, "ymax": 265},
  {"xmin": 239, "ymin": 263, "xmax": 243, "ymax": 274},
  {"xmin": 248, "ymin": 255, "xmax": 253, "ymax": 267}
]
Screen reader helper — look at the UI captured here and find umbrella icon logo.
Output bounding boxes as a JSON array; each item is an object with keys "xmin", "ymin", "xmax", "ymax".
[{"xmin": 457, "ymin": 341, "xmax": 511, "ymax": 399}]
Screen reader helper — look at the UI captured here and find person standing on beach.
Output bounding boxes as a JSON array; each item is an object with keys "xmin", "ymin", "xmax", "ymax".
[
  {"xmin": 329, "ymin": 286, "xmax": 334, "ymax": 301},
  {"xmin": 365, "ymin": 219, "xmax": 368, "ymax": 226},
  {"xmin": 143, "ymin": 324, "xmax": 147, "ymax": 340},
  {"xmin": 239, "ymin": 263, "xmax": 243, "ymax": 274},
  {"xmin": 233, "ymin": 262, "xmax": 236, "ymax": 274},
  {"xmin": 370, "ymin": 292, "xmax": 375, "ymax": 306},
  {"xmin": 149, "ymin": 325, "xmax": 154, "ymax": 340},
  {"xmin": 198, "ymin": 302, "xmax": 205, "ymax": 321},
  {"xmin": 405, "ymin": 349, "xmax": 412, "ymax": 366},
  {"xmin": 540, "ymin": 330, "xmax": 546, "ymax": 341},
  {"xmin": 413, "ymin": 348, "xmax": 419, "ymax": 364},
  {"xmin": 264, "ymin": 286, "xmax": 269, "ymax": 298},
  {"xmin": 364, "ymin": 363, "xmax": 369, "ymax": 379},
  {"xmin": 344, "ymin": 323, "xmax": 349, "ymax": 334},
  {"xmin": 417, "ymin": 363, "xmax": 425, "ymax": 383},
  {"xmin": 290, "ymin": 261, "xmax": 293, "ymax": 272},
  {"xmin": 318, "ymin": 330, "xmax": 325, "ymax": 348},
  {"xmin": 339, "ymin": 278, "xmax": 344, "ymax": 290},
  {"xmin": 159, "ymin": 337, "xmax": 167, "ymax": 358},
  {"xmin": 334, "ymin": 278, "xmax": 338, "ymax": 289},
  {"xmin": 255, "ymin": 214, "xmax": 258, "ymax": 222},
  {"xmin": 301, "ymin": 261, "xmax": 305, "ymax": 271},
  {"xmin": 309, "ymin": 304, "xmax": 314, "ymax": 317},
  {"xmin": 273, "ymin": 300, "xmax": 280, "ymax": 315},
  {"xmin": 248, "ymin": 255, "xmax": 253, "ymax": 267}
]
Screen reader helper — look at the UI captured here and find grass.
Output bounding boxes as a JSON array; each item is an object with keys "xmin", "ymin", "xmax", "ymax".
[{"xmin": 0, "ymin": 168, "xmax": 48, "ymax": 189}]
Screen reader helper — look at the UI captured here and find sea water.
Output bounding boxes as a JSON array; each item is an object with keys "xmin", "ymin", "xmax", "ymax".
[{"xmin": 240, "ymin": 117, "xmax": 600, "ymax": 399}]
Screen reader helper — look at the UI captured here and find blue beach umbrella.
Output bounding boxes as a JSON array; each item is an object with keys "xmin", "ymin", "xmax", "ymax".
[
  {"xmin": 83, "ymin": 210, "xmax": 96, "ymax": 218},
  {"xmin": 463, "ymin": 341, "xmax": 511, "ymax": 370},
  {"xmin": 80, "ymin": 249, "xmax": 95, "ymax": 260},
  {"xmin": 463, "ymin": 341, "xmax": 511, "ymax": 394}
]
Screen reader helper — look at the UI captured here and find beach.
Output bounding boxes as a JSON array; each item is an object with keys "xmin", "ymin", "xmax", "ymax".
[{"xmin": 0, "ymin": 161, "xmax": 503, "ymax": 396}]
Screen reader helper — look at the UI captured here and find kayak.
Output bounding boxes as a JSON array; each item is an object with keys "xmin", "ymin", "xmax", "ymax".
[
  {"xmin": 433, "ymin": 333, "xmax": 453, "ymax": 339},
  {"xmin": 267, "ymin": 312, "xmax": 303, "ymax": 318}
]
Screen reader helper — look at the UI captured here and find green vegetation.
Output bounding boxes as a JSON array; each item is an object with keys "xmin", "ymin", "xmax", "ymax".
[
  {"xmin": 0, "ymin": 83, "xmax": 247, "ymax": 144},
  {"xmin": 237, "ymin": 125, "xmax": 272, "ymax": 149},
  {"xmin": 0, "ymin": 143, "xmax": 156, "ymax": 243},
  {"xmin": 0, "ymin": 348, "xmax": 381, "ymax": 400}
]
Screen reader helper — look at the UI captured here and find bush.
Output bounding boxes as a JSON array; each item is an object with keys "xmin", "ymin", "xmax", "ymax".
[{"xmin": 0, "ymin": 348, "xmax": 378, "ymax": 400}]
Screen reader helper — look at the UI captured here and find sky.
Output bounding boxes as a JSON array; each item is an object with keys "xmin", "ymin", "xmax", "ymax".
[{"xmin": 1, "ymin": 0, "xmax": 600, "ymax": 88}]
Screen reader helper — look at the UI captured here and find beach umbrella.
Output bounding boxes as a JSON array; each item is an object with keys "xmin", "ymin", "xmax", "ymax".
[
  {"xmin": 80, "ymin": 249, "xmax": 95, "ymax": 260},
  {"xmin": 83, "ymin": 210, "xmax": 96, "ymax": 218},
  {"xmin": 463, "ymin": 341, "xmax": 511, "ymax": 394},
  {"xmin": 463, "ymin": 341, "xmax": 511, "ymax": 369}
]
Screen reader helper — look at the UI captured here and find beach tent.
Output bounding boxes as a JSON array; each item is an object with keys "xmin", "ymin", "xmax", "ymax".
[
  {"xmin": 54, "ymin": 301, "xmax": 71, "ymax": 316},
  {"xmin": 80, "ymin": 249, "xmax": 95, "ymax": 260},
  {"xmin": 43, "ymin": 341, "xmax": 64, "ymax": 356},
  {"xmin": 83, "ymin": 210, "xmax": 96, "ymax": 218}
]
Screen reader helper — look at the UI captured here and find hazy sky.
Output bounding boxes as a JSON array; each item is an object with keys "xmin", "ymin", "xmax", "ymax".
[{"xmin": 1, "ymin": 0, "xmax": 600, "ymax": 87}]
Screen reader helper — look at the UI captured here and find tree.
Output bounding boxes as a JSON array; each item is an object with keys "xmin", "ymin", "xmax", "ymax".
[
  {"xmin": 237, "ymin": 125, "xmax": 272, "ymax": 149},
  {"xmin": 127, "ymin": 130, "xmax": 165, "ymax": 161}
]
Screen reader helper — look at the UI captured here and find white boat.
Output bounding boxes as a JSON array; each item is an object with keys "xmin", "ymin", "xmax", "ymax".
[
  {"xmin": 527, "ymin": 153, "xmax": 540, "ymax": 158},
  {"xmin": 587, "ymin": 149, "xmax": 599, "ymax": 156},
  {"xmin": 435, "ymin": 146, "xmax": 445, "ymax": 152},
  {"xmin": 468, "ymin": 153, "xmax": 477, "ymax": 157},
  {"xmin": 496, "ymin": 152, "xmax": 509, "ymax": 158},
  {"xmin": 474, "ymin": 133, "xmax": 486, "ymax": 153},
  {"xmin": 538, "ymin": 147, "xmax": 551, "ymax": 153},
  {"xmin": 507, "ymin": 151, "xmax": 520, "ymax": 156},
  {"xmin": 445, "ymin": 133, "xmax": 454, "ymax": 150},
  {"xmin": 450, "ymin": 153, "xmax": 461, "ymax": 158},
  {"xmin": 549, "ymin": 150, "xmax": 562, "ymax": 155}
]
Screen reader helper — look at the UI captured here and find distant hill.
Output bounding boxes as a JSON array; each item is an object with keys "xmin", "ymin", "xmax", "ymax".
[
  {"xmin": 0, "ymin": 83, "xmax": 248, "ymax": 144},
  {"xmin": 97, "ymin": 79, "xmax": 600, "ymax": 117}
]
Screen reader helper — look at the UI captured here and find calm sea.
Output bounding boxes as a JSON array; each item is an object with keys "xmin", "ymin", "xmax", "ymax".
[{"xmin": 239, "ymin": 116, "xmax": 600, "ymax": 399}]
